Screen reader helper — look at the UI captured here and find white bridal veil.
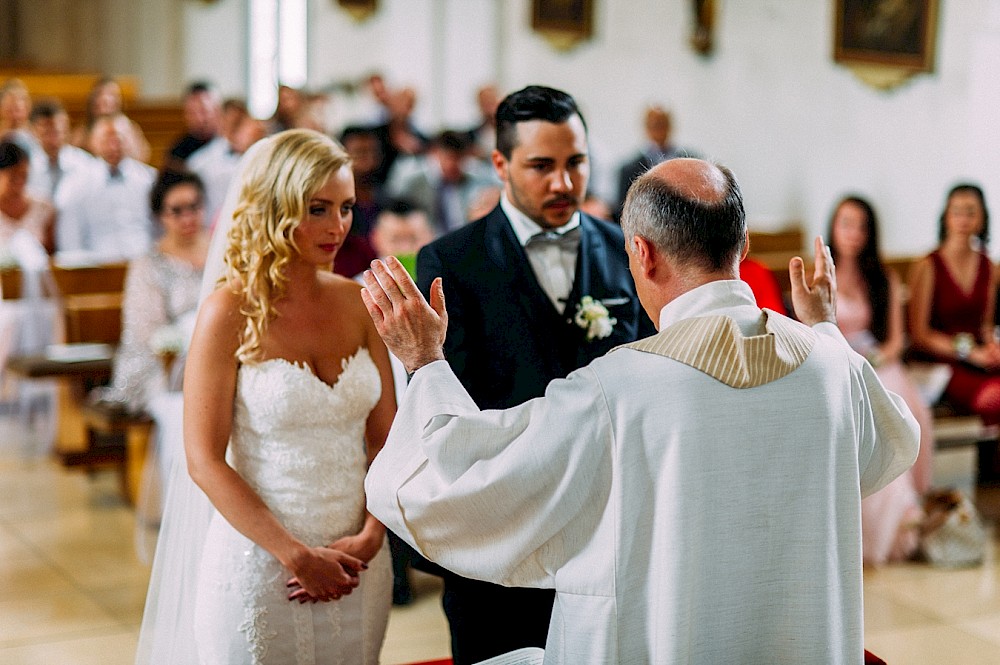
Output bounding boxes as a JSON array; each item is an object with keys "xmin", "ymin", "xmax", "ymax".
[{"xmin": 134, "ymin": 136, "xmax": 275, "ymax": 664}]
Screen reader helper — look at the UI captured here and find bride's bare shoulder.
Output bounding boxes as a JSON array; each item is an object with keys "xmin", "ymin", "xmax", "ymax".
[
  {"xmin": 318, "ymin": 271, "xmax": 365, "ymax": 301},
  {"xmin": 196, "ymin": 282, "xmax": 245, "ymax": 331}
]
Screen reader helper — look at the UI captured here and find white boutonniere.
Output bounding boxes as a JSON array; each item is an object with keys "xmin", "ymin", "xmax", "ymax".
[{"xmin": 574, "ymin": 295, "xmax": 618, "ymax": 341}]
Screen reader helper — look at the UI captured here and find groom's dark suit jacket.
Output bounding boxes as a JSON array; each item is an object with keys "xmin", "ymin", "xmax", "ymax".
[{"xmin": 415, "ymin": 204, "xmax": 654, "ymax": 664}]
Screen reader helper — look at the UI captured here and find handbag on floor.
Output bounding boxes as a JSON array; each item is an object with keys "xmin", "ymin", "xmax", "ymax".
[{"xmin": 920, "ymin": 488, "xmax": 987, "ymax": 568}]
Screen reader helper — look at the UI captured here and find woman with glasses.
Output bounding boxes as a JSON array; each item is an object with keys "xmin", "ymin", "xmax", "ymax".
[{"xmin": 93, "ymin": 170, "xmax": 208, "ymax": 413}]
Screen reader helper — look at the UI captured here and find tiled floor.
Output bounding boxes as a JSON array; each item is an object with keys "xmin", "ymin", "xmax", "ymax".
[{"xmin": 2, "ymin": 420, "xmax": 999, "ymax": 664}]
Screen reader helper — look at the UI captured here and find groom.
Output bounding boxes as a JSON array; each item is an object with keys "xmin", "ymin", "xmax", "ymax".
[{"xmin": 415, "ymin": 85, "xmax": 655, "ymax": 664}]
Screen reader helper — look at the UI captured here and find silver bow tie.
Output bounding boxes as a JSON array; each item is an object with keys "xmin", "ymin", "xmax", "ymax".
[{"xmin": 527, "ymin": 227, "xmax": 580, "ymax": 249}]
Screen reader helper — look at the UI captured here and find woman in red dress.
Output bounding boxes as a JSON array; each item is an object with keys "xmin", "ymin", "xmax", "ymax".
[{"xmin": 908, "ymin": 183, "xmax": 1000, "ymax": 424}]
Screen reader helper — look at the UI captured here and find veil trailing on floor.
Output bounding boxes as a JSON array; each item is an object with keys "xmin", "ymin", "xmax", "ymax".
[{"xmin": 134, "ymin": 136, "xmax": 275, "ymax": 664}]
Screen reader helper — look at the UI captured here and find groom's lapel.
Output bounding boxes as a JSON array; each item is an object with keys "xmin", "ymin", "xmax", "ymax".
[
  {"xmin": 563, "ymin": 215, "xmax": 595, "ymax": 319},
  {"xmin": 484, "ymin": 210, "xmax": 564, "ymax": 324}
]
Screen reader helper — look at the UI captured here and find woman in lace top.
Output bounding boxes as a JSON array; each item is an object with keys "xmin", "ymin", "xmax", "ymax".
[{"xmin": 96, "ymin": 171, "xmax": 208, "ymax": 413}]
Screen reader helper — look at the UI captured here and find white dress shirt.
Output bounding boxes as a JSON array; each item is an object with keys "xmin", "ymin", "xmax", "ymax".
[
  {"xmin": 502, "ymin": 195, "xmax": 581, "ymax": 310},
  {"xmin": 186, "ymin": 137, "xmax": 242, "ymax": 228},
  {"xmin": 56, "ymin": 157, "xmax": 156, "ymax": 263},
  {"xmin": 367, "ymin": 280, "xmax": 920, "ymax": 664},
  {"xmin": 27, "ymin": 144, "xmax": 94, "ymax": 204}
]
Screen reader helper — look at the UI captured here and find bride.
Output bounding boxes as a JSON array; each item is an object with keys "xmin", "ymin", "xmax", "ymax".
[{"xmin": 136, "ymin": 129, "xmax": 394, "ymax": 664}]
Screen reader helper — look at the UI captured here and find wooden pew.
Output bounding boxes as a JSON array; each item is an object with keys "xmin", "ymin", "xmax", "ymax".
[{"xmin": 52, "ymin": 263, "xmax": 128, "ymax": 345}]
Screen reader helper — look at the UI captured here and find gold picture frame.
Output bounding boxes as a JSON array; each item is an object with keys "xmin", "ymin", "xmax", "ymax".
[
  {"xmin": 531, "ymin": 0, "xmax": 594, "ymax": 51},
  {"xmin": 834, "ymin": 0, "xmax": 938, "ymax": 73},
  {"xmin": 336, "ymin": 0, "xmax": 378, "ymax": 23}
]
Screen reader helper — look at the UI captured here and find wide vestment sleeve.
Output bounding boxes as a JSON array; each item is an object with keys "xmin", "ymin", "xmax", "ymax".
[
  {"xmin": 366, "ymin": 359, "xmax": 614, "ymax": 589},
  {"xmin": 814, "ymin": 322, "xmax": 920, "ymax": 498}
]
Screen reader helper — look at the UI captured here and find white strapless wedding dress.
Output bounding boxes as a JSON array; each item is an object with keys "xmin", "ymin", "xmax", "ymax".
[{"xmin": 193, "ymin": 348, "xmax": 391, "ymax": 664}]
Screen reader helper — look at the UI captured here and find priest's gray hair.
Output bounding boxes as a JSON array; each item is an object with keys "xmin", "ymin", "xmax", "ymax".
[{"xmin": 621, "ymin": 163, "xmax": 746, "ymax": 272}]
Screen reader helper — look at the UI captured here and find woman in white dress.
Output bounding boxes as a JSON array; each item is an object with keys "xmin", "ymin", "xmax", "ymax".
[{"xmin": 140, "ymin": 129, "xmax": 394, "ymax": 664}]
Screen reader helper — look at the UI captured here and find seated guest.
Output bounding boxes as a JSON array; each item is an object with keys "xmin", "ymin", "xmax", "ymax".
[
  {"xmin": 739, "ymin": 257, "xmax": 786, "ymax": 314},
  {"xmin": 163, "ymin": 82, "xmax": 221, "ymax": 173},
  {"xmin": 340, "ymin": 125, "xmax": 386, "ymax": 237},
  {"xmin": 57, "ymin": 114, "xmax": 157, "ymax": 262},
  {"xmin": 266, "ymin": 83, "xmax": 304, "ymax": 134},
  {"xmin": 830, "ymin": 195, "xmax": 933, "ymax": 564},
  {"xmin": 464, "ymin": 83, "xmax": 501, "ymax": 161},
  {"xmin": 370, "ymin": 86, "xmax": 429, "ymax": 187},
  {"xmin": 91, "ymin": 171, "xmax": 207, "ymax": 414},
  {"xmin": 28, "ymin": 99, "xmax": 95, "ymax": 205},
  {"xmin": 387, "ymin": 129, "xmax": 498, "ymax": 237},
  {"xmin": 0, "ymin": 143, "xmax": 61, "ymax": 452},
  {"xmin": 70, "ymin": 77, "xmax": 150, "ymax": 163},
  {"xmin": 187, "ymin": 104, "xmax": 267, "ymax": 227},
  {"xmin": 615, "ymin": 105, "xmax": 695, "ymax": 216},
  {"xmin": 0, "ymin": 79, "xmax": 38, "ymax": 157},
  {"xmin": 0, "ymin": 141, "xmax": 55, "ymax": 253},
  {"xmin": 908, "ymin": 183, "xmax": 1000, "ymax": 426},
  {"xmin": 370, "ymin": 199, "xmax": 433, "ymax": 281}
]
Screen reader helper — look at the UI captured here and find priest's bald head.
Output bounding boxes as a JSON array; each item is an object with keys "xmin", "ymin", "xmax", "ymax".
[{"xmin": 620, "ymin": 158, "xmax": 748, "ymax": 327}]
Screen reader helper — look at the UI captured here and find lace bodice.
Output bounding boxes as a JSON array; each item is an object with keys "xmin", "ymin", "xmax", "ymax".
[{"xmin": 231, "ymin": 348, "xmax": 381, "ymax": 547}]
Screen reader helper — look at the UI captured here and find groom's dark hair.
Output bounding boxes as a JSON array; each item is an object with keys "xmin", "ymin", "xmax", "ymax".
[{"xmin": 495, "ymin": 85, "xmax": 587, "ymax": 159}]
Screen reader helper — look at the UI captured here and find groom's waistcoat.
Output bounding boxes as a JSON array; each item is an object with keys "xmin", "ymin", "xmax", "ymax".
[{"xmin": 416, "ymin": 205, "xmax": 653, "ymax": 410}]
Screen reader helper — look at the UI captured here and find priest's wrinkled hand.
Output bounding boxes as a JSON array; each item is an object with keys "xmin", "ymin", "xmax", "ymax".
[
  {"xmin": 789, "ymin": 236, "xmax": 837, "ymax": 327},
  {"xmin": 361, "ymin": 256, "xmax": 448, "ymax": 374}
]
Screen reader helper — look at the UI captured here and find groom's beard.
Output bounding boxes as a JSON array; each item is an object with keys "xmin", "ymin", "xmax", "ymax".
[{"xmin": 508, "ymin": 185, "xmax": 581, "ymax": 230}]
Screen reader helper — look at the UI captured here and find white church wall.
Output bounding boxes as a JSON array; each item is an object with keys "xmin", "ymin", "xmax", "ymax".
[{"xmin": 175, "ymin": 0, "xmax": 1000, "ymax": 258}]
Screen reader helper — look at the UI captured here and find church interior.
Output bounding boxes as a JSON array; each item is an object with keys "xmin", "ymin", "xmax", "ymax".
[{"xmin": 2, "ymin": 0, "xmax": 1000, "ymax": 663}]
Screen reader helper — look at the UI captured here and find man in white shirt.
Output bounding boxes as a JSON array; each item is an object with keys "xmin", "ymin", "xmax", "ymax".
[
  {"xmin": 27, "ymin": 99, "xmax": 94, "ymax": 204},
  {"xmin": 186, "ymin": 109, "xmax": 266, "ymax": 228},
  {"xmin": 386, "ymin": 129, "xmax": 499, "ymax": 237},
  {"xmin": 56, "ymin": 114, "xmax": 156, "ymax": 262},
  {"xmin": 361, "ymin": 158, "xmax": 920, "ymax": 664}
]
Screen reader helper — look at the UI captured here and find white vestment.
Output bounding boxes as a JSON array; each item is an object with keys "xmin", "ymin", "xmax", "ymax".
[{"xmin": 366, "ymin": 280, "xmax": 919, "ymax": 664}]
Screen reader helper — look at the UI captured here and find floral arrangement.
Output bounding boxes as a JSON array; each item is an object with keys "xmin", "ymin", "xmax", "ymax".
[
  {"xmin": 0, "ymin": 248, "xmax": 18, "ymax": 272},
  {"xmin": 574, "ymin": 296, "xmax": 617, "ymax": 342},
  {"xmin": 150, "ymin": 323, "xmax": 187, "ymax": 357}
]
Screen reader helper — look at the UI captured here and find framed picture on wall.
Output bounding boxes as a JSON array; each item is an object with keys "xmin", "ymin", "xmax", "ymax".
[
  {"xmin": 834, "ymin": 0, "xmax": 939, "ymax": 72},
  {"xmin": 336, "ymin": 0, "xmax": 378, "ymax": 22},
  {"xmin": 531, "ymin": 0, "xmax": 594, "ymax": 45}
]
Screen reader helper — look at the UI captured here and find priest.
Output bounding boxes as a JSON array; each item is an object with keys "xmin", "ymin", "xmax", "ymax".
[{"xmin": 360, "ymin": 157, "xmax": 919, "ymax": 664}]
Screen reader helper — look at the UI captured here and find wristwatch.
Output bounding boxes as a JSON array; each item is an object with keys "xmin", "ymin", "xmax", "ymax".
[{"xmin": 954, "ymin": 333, "xmax": 974, "ymax": 361}]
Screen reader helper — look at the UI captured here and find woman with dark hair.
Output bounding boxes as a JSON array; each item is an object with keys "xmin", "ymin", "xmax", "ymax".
[
  {"xmin": 908, "ymin": 184, "xmax": 1000, "ymax": 425},
  {"xmin": 0, "ymin": 140, "xmax": 55, "ymax": 253},
  {"xmin": 92, "ymin": 170, "xmax": 208, "ymax": 413},
  {"xmin": 70, "ymin": 77, "xmax": 150, "ymax": 162},
  {"xmin": 829, "ymin": 195, "xmax": 933, "ymax": 564}
]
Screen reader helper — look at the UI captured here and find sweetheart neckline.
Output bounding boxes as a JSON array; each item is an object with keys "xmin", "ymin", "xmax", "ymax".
[{"xmin": 245, "ymin": 347, "xmax": 373, "ymax": 393}]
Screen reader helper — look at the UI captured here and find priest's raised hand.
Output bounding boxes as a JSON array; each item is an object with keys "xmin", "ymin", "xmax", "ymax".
[{"xmin": 361, "ymin": 255, "xmax": 448, "ymax": 375}]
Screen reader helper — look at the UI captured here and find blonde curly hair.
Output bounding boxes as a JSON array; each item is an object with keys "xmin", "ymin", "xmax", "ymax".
[{"xmin": 223, "ymin": 129, "xmax": 351, "ymax": 362}]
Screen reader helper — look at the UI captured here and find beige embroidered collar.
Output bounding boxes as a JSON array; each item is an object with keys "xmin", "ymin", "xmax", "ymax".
[{"xmin": 618, "ymin": 310, "xmax": 816, "ymax": 389}]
